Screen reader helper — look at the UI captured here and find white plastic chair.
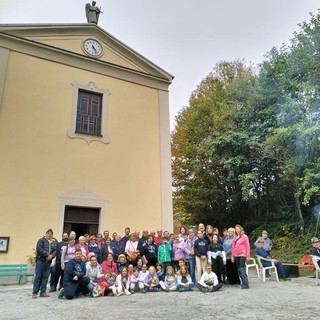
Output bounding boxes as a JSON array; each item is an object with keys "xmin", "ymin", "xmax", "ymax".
[
  {"xmin": 245, "ymin": 257, "xmax": 260, "ymax": 278},
  {"xmin": 256, "ymin": 255, "xmax": 279, "ymax": 282},
  {"xmin": 310, "ymin": 255, "xmax": 320, "ymax": 285}
]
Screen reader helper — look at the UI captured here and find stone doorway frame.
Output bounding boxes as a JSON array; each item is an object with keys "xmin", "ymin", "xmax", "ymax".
[{"xmin": 57, "ymin": 187, "xmax": 109, "ymax": 238}]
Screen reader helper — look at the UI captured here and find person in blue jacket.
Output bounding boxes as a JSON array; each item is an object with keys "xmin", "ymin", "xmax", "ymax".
[
  {"xmin": 255, "ymin": 237, "xmax": 289, "ymax": 281},
  {"xmin": 59, "ymin": 249, "xmax": 90, "ymax": 299}
]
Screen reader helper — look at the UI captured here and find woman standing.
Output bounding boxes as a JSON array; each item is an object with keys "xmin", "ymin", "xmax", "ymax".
[
  {"xmin": 142, "ymin": 235, "xmax": 158, "ymax": 268},
  {"xmin": 231, "ymin": 225, "xmax": 250, "ymax": 289},
  {"xmin": 204, "ymin": 225, "xmax": 214, "ymax": 244},
  {"xmin": 88, "ymin": 235, "xmax": 100, "ymax": 258},
  {"xmin": 223, "ymin": 228, "xmax": 240, "ymax": 285},
  {"xmin": 125, "ymin": 233, "xmax": 140, "ymax": 265}
]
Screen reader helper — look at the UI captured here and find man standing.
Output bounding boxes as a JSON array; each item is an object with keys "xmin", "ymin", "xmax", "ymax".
[
  {"xmin": 137, "ymin": 229, "xmax": 149, "ymax": 253},
  {"xmin": 154, "ymin": 229, "xmax": 163, "ymax": 247},
  {"xmin": 32, "ymin": 229, "xmax": 56, "ymax": 299},
  {"xmin": 255, "ymin": 230, "xmax": 272, "ymax": 255},
  {"xmin": 59, "ymin": 249, "xmax": 90, "ymax": 300},
  {"xmin": 121, "ymin": 227, "xmax": 130, "ymax": 245}
]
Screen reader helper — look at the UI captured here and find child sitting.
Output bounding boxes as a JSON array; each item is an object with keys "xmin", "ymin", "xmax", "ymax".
[
  {"xmin": 196, "ymin": 264, "xmax": 222, "ymax": 293},
  {"xmin": 99, "ymin": 271, "xmax": 117, "ymax": 296},
  {"xmin": 127, "ymin": 264, "xmax": 134, "ymax": 277},
  {"xmin": 139, "ymin": 264, "xmax": 149, "ymax": 283},
  {"xmin": 177, "ymin": 265, "xmax": 194, "ymax": 292},
  {"xmin": 175, "ymin": 259, "xmax": 187, "ymax": 276},
  {"xmin": 136, "ymin": 258, "xmax": 144, "ymax": 270},
  {"xmin": 130, "ymin": 267, "xmax": 146, "ymax": 293},
  {"xmin": 159, "ymin": 266, "xmax": 177, "ymax": 292},
  {"xmin": 115, "ymin": 267, "xmax": 131, "ymax": 296},
  {"xmin": 155, "ymin": 263, "xmax": 165, "ymax": 282},
  {"xmin": 144, "ymin": 266, "xmax": 160, "ymax": 292}
]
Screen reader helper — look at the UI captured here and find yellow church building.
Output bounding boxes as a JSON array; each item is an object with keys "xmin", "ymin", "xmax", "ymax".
[{"xmin": 0, "ymin": 23, "xmax": 173, "ymax": 263}]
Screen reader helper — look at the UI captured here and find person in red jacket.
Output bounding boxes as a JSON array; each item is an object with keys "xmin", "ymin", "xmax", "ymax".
[{"xmin": 101, "ymin": 253, "xmax": 118, "ymax": 274}]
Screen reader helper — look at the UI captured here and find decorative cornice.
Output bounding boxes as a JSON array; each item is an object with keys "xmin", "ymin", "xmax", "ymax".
[
  {"xmin": 0, "ymin": 31, "xmax": 171, "ymax": 91},
  {"xmin": 0, "ymin": 23, "xmax": 173, "ymax": 85},
  {"xmin": 58, "ymin": 187, "xmax": 109, "ymax": 204}
]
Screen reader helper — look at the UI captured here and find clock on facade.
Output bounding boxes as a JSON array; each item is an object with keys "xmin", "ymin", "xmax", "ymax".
[{"xmin": 82, "ymin": 39, "xmax": 103, "ymax": 57}]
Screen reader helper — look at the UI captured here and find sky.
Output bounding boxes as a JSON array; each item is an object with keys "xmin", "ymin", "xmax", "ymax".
[{"xmin": 0, "ymin": 0, "xmax": 320, "ymax": 129}]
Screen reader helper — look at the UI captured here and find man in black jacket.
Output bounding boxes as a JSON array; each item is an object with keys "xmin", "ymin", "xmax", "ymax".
[{"xmin": 32, "ymin": 229, "xmax": 56, "ymax": 299}]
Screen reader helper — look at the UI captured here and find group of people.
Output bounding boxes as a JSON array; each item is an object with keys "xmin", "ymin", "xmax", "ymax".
[{"xmin": 32, "ymin": 224, "xmax": 292, "ymax": 300}]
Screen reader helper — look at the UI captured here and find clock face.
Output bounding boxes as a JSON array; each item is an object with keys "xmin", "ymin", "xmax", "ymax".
[{"xmin": 83, "ymin": 39, "xmax": 103, "ymax": 57}]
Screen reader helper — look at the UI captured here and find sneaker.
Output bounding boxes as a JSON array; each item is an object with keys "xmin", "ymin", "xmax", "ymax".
[
  {"xmin": 49, "ymin": 287, "xmax": 56, "ymax": 292},
  {"xmin": 130, "ymin": 290, "xmax": 135, "ymax": 294},
  {"xmin": 58, "ymin": 288, "xmax": 65, "ymax": 299},
  {"xmin": 280, "ymin": 278, "xmax": 291, "ymax": 281},
  {"xmin": 40, "ymin": 292, "xmax": 49, "ymax": 297},
  {"xmin": 117, "ymin": 292, "xmax": 124, "ymax": 297},
  {"xmin": 139, "ymin": 289, "xmax": 146, "ymax": 294},
  {"xmin": 202, "ymin": 287, "xmax": 209, "ymax": 293},
  {"xmin": 32, "ymin": 293, "xmax": 38, "ymax": 299}
]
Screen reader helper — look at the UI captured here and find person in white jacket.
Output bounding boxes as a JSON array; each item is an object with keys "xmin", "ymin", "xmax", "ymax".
[
  {"xmin": 116, "ymin": 267, "xmax": 131, "ymax": 296},
  {"xmin": 85, "ymin": 255, "xmax": 103, "ymax": 296},
  {"xmin": 159, "ymin": 266, "xmax": 177, "ymax": 292},
  {"xmin": 177, "ymin": 265, "xmax": 194, "ymax": 292},
  {"xmin": 196, "ymin": 264, "xmax": 222, "ymax": 293}
]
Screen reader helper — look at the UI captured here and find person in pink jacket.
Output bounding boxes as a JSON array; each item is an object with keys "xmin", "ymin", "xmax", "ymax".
[{"xmin": 231, "ymin": 224, "xmax": 250, "ymax": 289}]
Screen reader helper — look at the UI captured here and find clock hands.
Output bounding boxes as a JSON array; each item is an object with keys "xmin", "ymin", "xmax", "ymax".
[{"xmin": 92, "ymin": 44, "xmax": 97, "ymax": 53}]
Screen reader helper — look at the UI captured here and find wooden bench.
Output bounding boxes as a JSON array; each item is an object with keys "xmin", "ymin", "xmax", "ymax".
[{"xmin": 0, "ymin": 264, "xmax": 31, "ymax": 285}]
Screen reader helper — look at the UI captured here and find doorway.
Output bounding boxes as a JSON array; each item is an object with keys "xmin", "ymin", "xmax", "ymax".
[{"xmin": 63, "ymin": 206, "xmax": 100, "ymax": 238}]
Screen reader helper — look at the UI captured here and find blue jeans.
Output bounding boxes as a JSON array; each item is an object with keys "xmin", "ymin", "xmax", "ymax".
[
  {"xmin": 187, "ymin": 258, "xmax": 196, "ymax": 284},
  {"xmin": 275, "ymin": 261, "xmax": 286, "ymax": 278},
  {"xmin": 33, "ymin": 260, "xmax": 51, "ymax": 294},
  {"xmin": 87, "ymin": 278, "xmax": 98, "ymax": 292},
  {"xmin": 177, "ymin": 283, "xmax": 194, "ymax": 291}
]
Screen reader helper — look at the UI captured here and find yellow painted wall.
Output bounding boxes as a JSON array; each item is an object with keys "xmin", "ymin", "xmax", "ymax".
[{"xmin": 0, "ymin": 51, "xmax": 162, "ymax": 263}]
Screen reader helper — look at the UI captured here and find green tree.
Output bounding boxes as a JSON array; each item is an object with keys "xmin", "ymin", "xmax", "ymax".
[
  {"xmin": 172, "ymin": 60, "xmax": 259, "ymax": 227},
  {"xmin": 259, "ymin": 12, "xmax": 320, "ymax": 224}
]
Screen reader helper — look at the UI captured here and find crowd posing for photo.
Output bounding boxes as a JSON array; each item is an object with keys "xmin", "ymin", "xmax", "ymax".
[{"xmin": 31, "ymin": 224, "xmax": 289, "ymax": 300}]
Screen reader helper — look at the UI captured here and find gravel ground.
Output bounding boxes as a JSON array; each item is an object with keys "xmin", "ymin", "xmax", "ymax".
[{"xmin": 0, "ymin": 272, "xmax": 319, "ymax": 320}]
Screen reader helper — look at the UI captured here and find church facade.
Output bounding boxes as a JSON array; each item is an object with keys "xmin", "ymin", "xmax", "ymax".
[{"xmin": 0, "ymin": 23, "xmax": 173, "ymax": 263}]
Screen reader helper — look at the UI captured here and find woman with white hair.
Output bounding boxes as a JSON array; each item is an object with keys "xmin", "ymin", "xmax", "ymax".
[
  {"xmin": 223, "ymin": 227, "xmax": 240, "ymax": 285},
  {"xmin": 75, "ymin": 236, "xmax": 89, "ymax": 261}
]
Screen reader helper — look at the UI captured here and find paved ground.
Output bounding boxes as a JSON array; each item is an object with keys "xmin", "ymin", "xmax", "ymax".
[{"xmin": 0, "ymin": 272, "xmax": 319, "ymax": 320}]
